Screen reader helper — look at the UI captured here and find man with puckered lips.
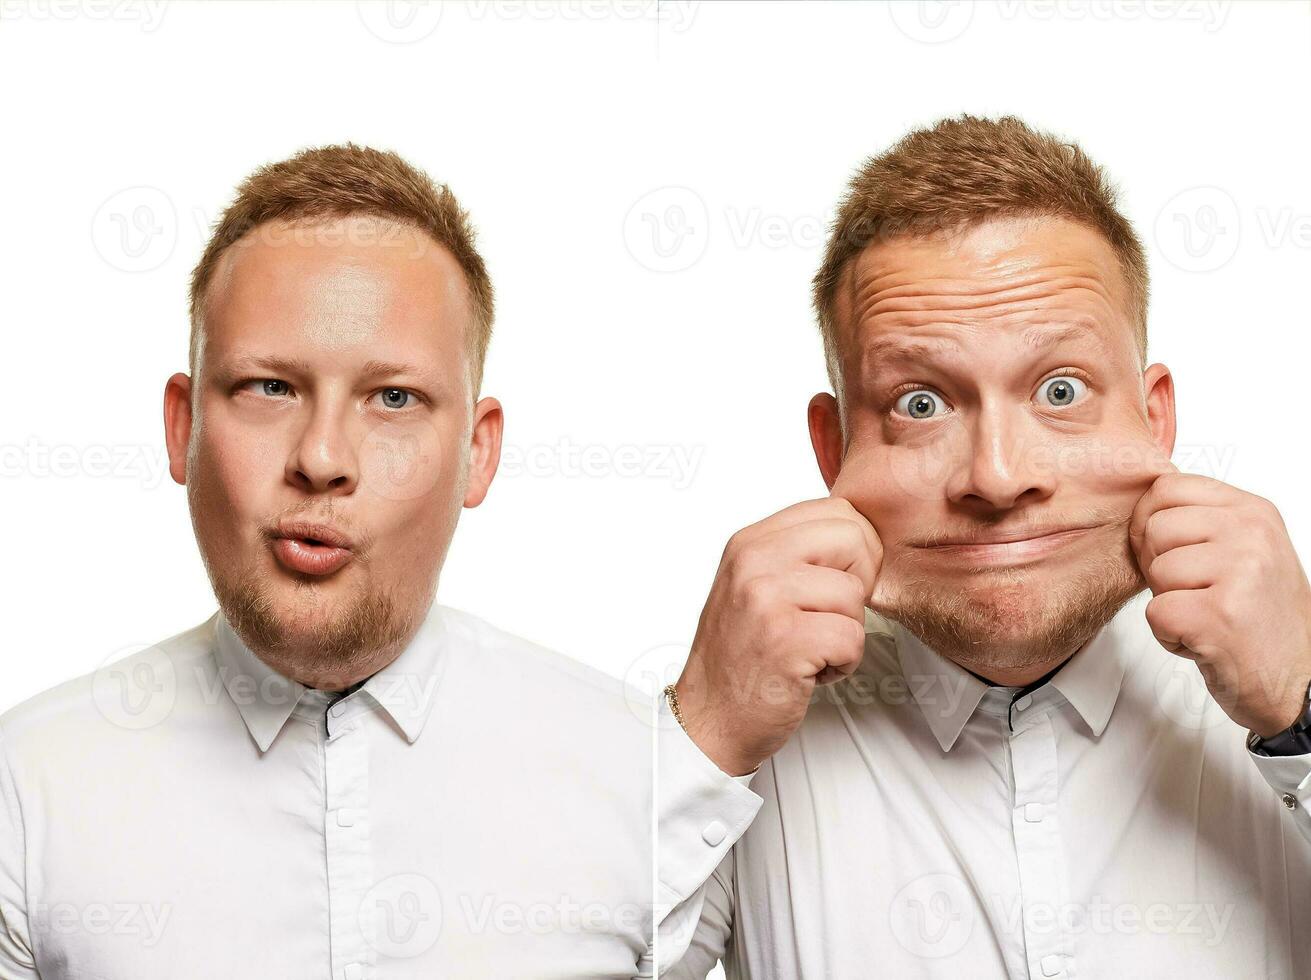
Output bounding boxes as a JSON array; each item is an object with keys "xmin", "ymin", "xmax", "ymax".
[
  {"xmin": 0, "ymin": 145, "xmax": 653, "ymax": 979},
  {"xmin": 657, "ymin": 116, "xmax": 1311, "ymax": 978}
]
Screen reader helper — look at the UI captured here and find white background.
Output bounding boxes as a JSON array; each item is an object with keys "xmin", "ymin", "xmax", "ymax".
[{"xmin": 3, "ymin": 0, "xmax": 1309, "ymax": 785}]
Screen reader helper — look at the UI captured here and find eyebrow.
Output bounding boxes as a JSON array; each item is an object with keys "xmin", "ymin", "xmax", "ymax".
[{"xmin": 218, "ymin": 353, "xmax": 445, "ymax": 390}]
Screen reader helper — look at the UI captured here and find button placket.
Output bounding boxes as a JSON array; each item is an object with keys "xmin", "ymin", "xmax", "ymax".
[
  {"xmin": 324, "ymin": 704, "xmax": 375, "ymax": 980},
  {"xmin": 1009, "ymin": 711, "xmax": 1074, "ymax": 979}
]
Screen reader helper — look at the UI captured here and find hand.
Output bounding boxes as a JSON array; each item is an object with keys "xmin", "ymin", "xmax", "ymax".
[
  {"xmin": 1129, "ymin": 469, "xmax": 1311, "ymax": 738},
  {"xmin": 673, "ymin": 497, "xmax": 885, "ymax": 776}
]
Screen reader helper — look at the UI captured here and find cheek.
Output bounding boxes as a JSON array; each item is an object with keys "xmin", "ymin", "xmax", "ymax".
[
  {"xmin": 1028, "ymin": 432, "xmax": 1172, "ymax": 502},
  {"xmin": 830, "ymin": 430, "xmax": 969, "ymax": 517},
  {"xmin": 358, "ymin": 416, "xmax": 455, "ymax": 505},
  {"xmin": 192, "ymin": 422, "xmax": 280, "ymax": 527}
]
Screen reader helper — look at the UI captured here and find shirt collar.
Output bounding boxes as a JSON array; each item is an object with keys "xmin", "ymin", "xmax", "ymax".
[
  {"xmin": 213, "ymin": 601, "xmax": 450, "ymax": 752},
  {"xmin": 872, "ymin": 588, "xmax": 1147, "ymax": 753}
]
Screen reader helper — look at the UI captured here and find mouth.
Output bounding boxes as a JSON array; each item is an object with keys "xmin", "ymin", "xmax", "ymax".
[
  {"xmin": 916, "ymin": 525, "xmax": 1100, "ymax": 567},
  {"xmin": 270, "ymin": 521, "xmax": 355, "ymax": 577}
]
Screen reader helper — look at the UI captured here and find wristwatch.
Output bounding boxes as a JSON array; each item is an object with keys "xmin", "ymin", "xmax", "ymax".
[{"xmin": 1247, "ymin": 678, "xmax": 1311, "ymax": 757}]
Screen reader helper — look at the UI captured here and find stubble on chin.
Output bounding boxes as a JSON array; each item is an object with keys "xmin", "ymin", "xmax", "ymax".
[
  {"xmin": 211, "ymin": 553, "xmax": 419, "ymax": 687},
  {"xmin": 876, "ymin": 529, "xmax": 1147, "ymax": 680}
]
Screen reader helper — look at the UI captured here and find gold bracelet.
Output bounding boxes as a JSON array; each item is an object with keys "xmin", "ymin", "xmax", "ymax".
[{"xmin": 663, "ymin": 683, "xmax": 688, "ymax": 732}]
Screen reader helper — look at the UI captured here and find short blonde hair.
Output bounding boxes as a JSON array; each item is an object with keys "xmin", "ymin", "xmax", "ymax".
[
  {"xmin": 189, "ymin": 143, "xmax": 494, "ymax": 393},
  {"xmin": 812, "ymin": 114, "xmax": 1148, "ymax": 395}
]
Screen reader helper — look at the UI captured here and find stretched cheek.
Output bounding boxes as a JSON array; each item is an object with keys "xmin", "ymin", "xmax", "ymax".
[
  {"xmin": 831, "ymin": 432, "xmax": 965, "ymax": 515},
  {"xmin": 1033, "ymin": 433, "xmax": 1173, "ymax": 504}
]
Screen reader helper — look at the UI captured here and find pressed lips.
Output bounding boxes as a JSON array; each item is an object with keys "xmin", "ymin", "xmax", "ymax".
[
  {"xmin": 270, "ymin": 521, "xmax": 355, "ymax": 576},
  {"xmin": 918, "ymin": 524, "xmax": 1099, "ymax": 566}
]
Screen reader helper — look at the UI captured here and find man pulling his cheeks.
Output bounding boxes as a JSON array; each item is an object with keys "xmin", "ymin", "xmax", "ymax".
[{"xmin": 657, "ymin": 115, "xmax": 1311, "ymax": 978}]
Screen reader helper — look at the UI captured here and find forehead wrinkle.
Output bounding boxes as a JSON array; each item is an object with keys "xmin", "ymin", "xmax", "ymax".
[{"xmin": 853, "ymin": 266, "xmax": 1117, "ymax": 328}]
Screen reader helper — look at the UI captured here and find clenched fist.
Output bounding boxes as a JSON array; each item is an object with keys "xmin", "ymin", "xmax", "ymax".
[
  {"xmin": 1130, "ymin": 469, "xmax": 1311, "ymax": 738},
  {"xmin": 673, "ymin": 497, "xmax": 886, "ymax": 776}
]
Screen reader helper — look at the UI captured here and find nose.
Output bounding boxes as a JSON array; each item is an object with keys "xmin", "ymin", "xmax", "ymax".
[
  {"xmin": 946, "ymin": 399, "xmax": 1055, "ymax": 511},
  {"xmin": 285, "ymin": 401, "xmax": 359, "ymax": 496}
]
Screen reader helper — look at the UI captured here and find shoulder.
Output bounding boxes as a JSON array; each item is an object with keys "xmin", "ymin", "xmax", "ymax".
[
  {"xmin": 0, "ymin": 615, "xmax": 218, "ymax": 776},
  {"xmin": 436, "ymin": 604, "xmax": 651, "ymax": 732}
]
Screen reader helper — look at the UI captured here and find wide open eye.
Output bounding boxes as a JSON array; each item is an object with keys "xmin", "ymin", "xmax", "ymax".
[
  {"xmin": 1036, "ymin": 376, "xmax": 1088, "ymax": 408},
  {"xmin": 894, "ymin": 389, "xmax": 950, "ymax": 420}
]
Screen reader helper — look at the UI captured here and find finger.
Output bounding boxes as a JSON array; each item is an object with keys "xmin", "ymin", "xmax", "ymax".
[
  {"xmin": 1129, "ymin": 471, "xmax": 1232, "ymax": 563},
  {"xmin": 757, "ymin": 518, "xmax": 881, "ymax": 598},
  {"xmin": 1137, "ymin": 504, "xmax": 1217, "ymax": 570},
  {"xmin": 1144, "ymin": 588, "xmax": 1206, "ymax": 656},
  {"xmin": 741, "ymin": 497, "xmax": 869, "ymax": 544},
  {"xmin": 1144, "ymin": 542, "xmax": 1224, "ymax": 594},
  {"xmin": 783, "ymin": 565, "xmax": 869, "ymax": 622},
  {"xmin": 798, "ymin": 611, "xmax": 867, "ymax": 685}
]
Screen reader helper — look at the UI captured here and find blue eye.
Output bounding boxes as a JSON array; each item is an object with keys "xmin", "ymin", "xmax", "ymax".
[
  {"xmin": 374, "ymin": 388, "xmax": 413, "ymax": 410},
  {"xmin": 894, "ymin": 389, "xmax": 949, "ymax": 420},
  {"xmin": 1038, "ymin": 376, "xmax": 1087, "ymax": 408}
]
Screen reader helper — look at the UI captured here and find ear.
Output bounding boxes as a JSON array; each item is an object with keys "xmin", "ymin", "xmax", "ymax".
[
  {"xmin": 163, "ymin": 372, "xmax": 193, "ymax": 486},
  {"xmin": 1141, "ymin": 362, "xmax": 1177, "ymax": 460},
  {"xmin": 463, "ymin": 396, "xmax": 504, "ymax": 508},
  {"xmin": 807, "ymin": 392, "xmax": 844, "ymax": 491}
]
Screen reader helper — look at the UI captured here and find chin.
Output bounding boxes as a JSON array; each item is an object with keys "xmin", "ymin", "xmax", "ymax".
[{"xmin": 883, "ymin": 549, "xmax": 1144, "ymax": 675}]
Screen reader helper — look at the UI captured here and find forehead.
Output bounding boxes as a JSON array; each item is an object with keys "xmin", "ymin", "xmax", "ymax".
[
  {"xmin": 839, "ymin": 215, "xmax": 1134, "ymax": 368},
  {"xmin": 203, "ymin": 215, "xmax": 471, "ymax": 361}
]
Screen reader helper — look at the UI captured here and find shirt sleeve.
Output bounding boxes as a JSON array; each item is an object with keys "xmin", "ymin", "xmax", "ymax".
[
  {"xmin": 655, "ymin": 695, "xmax": 762, "ymax": 976},
  {"xmin": 0, "ymin": 726, "xmax": 40, "ymax": 978},
  {"xmin": 1246, "ymin": 741, "xmax": 1311, "ymax": 847}
]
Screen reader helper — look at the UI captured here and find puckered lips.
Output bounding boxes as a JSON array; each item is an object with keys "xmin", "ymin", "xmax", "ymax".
[{"xmin": 270, "ymin": 520, "xmax": 355, "ymax": 576}]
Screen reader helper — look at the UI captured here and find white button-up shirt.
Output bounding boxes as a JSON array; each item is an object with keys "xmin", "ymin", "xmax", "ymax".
[
  {"xmin": 658, "ymin": 588, "xmax": 1311, "ymax": 977},
  {"xmin": 0, "ymin": 603, "xmax": 653, "ymax": 979}
]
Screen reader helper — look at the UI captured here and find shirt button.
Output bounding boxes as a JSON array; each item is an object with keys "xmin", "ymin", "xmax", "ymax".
[
  {"xmin": 330, "ymin": 701, "xmax": 348, "ymax": 717},
  {"xmin": 1282, "ymin": 793, "xmax": 1298, "ymax": 810},
  {"xmin": 334, "ymin": 808, "xmax": 355, "ymax": 828},
  {"xmin": 1040, "ymin": 952, "xmax": 1062, "ymax": 976},
  {"xmin": 1024, "ymin": 802, "xmax": 1044, "ymax": 823},
  {"xmin": 1015, "ymin": 694, "xmax": 1033, "ymax": 711},
  {"xmin": 343, "ymin": 964, "xmax": 364, "ymax": 980},
  {"xmin": 702, "ymin": 820, "xmax": 727, "ymax": 846}
]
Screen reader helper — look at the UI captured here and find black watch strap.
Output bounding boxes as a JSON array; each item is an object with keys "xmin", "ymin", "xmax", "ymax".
[{"xmin": 1248, "ymin": 679, "xmax": 1311, "ymax": 757}]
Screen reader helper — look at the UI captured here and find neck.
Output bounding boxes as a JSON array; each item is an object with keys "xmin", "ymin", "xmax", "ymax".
[{"xmin": 960, "ymin": 651, "xmax": 1076, "ymax": 689}]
